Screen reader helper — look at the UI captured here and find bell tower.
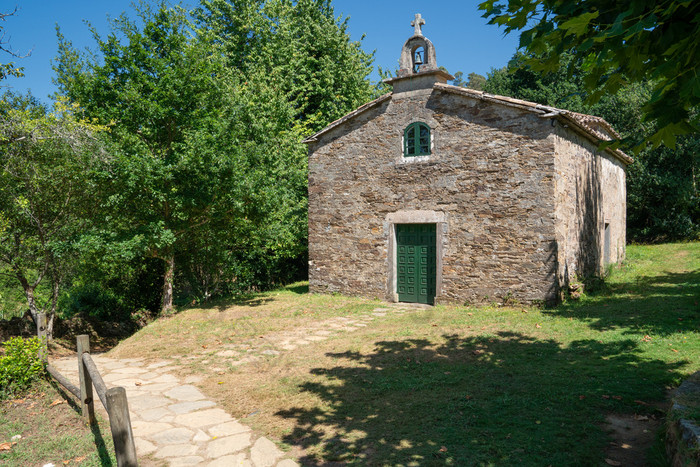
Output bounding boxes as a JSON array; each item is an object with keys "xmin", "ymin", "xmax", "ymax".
[{"xmin": 385, "ymin": 14, "xmax": 454, "ymax": 93}]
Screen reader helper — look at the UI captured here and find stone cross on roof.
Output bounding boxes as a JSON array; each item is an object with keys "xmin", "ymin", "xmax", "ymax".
[{"xmin": 411, "ymin": 13, "xmax": 425, "ymax": 36}]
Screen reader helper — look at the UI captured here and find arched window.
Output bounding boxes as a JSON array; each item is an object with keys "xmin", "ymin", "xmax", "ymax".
[{"xmin": 404, "ymin": 122, "xmax": 431, "ymax": 157}]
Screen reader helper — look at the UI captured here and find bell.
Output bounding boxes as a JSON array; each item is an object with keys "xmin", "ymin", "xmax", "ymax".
[{"xmin": 414, "ymin": 50, "xmax": 423, "ymax": 66}]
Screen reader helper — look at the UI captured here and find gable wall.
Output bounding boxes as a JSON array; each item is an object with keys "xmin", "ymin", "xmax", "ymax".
[
  {"xmin": 553, "ymin": 125, "xmax": 626, "ymax": 287},
  {"xmin": 308, "ymin": 88, "xmax": 560, "ymax": 304}
]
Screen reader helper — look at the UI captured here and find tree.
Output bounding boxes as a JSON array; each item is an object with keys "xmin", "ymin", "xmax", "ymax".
[
  {"xmin": 54, "ymin": 2, "xmax": 312, "ymax": 312},
  {"xmin": 485, "ymin": 52, "xmax": 588, "ymax": 112},
  {"xmin": 0, "ymin": 7, "xmax": 27, "ymax": 82},
  {"xmin": 466, "ymin": 72, "xmax": 486, "ymax": 91},
  {"xmin": 197, "ymin": 0, "xmax": 376, "ymax": 133},
  {"xmin": 479, "ymin": 0, "xmax": 700, "ymax": 149},
  {"xmin": 54, "ymin": 2, "xmax": 239, "ymax": 313},
  {"xmin": 0, "ymin": 93, "xmax": 107, "ymax": 334},
  {"xmin": 448, "ymin": 71, "xmax": 486, "ymax": 91}
]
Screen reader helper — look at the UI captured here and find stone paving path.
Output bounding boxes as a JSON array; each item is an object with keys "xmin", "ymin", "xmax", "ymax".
[{"xmin": 51, "ymin": 304, "xmax": 426, "ymax": 466}]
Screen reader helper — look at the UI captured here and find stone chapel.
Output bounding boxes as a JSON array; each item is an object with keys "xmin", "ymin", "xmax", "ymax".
[{"xmin": 303, "ymin": 14, "xmax": 631, "ymax": 305}]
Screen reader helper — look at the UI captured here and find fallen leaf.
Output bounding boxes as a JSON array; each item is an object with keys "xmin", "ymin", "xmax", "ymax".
[
  {"xmin": 49, "ymin": 399, "xmax": 66, "ymax": 407},
  {"xmin": 217, "ymin": 371, "xmax": 225, "ymax": 375},
  {"xmin": 218, "ymin": 381, "xmax": 224, "ymax": 384},
  {"xmin": 634, "ymin": 400, "xmax": 650, "ymax": 406},
  {"xmin": 202, "ymin": 345, "xmax": 208, "ymax": 349},
  {"xmin": 439, "ymin": 446, "xmax": 448, "ymax": 452},
  {"xmin": 605, "ymin": 459, "xmax": 622, "ymax": 466},
  {"xmin": 536, "ymin": 324, "xmax": 542, "ymax": 328},
  {"xmin": 0, "ymin": 442, "xmax": 16, "ymax": 451},
  {"xmin": 467, "ymin": 312, "xmax": 473, "ymax": 316},
  {"xmin": 671, "ymin": 348, "xmax": 679, "ymax": 353},
  {"xmin": 431, "ymin": 324, "xmax": 438, "ymax": 327},
  {"xmin": 135, "ymin": 382, "xmax": 142, "ymax": 386},
  {"xmin": 621, "ymin": 443, "xmax": 632, "ymax": 449},
  {"xmin": 63, "ymin": 460, "xmax": 70, "ymax": 465},
  {"xmin": 75, "ymin": 456, "xmax": 87, "ymax": 462}
]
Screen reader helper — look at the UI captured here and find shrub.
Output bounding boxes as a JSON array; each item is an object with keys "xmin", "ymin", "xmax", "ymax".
[{"xmin": 0, "ymin": 336, "xmax": 46, "ymax": 397}]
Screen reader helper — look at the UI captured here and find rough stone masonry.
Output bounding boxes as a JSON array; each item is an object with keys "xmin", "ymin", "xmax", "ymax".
[{"xmin": 304, "ymin": 14, "xmax": 629, "ymax": 305}]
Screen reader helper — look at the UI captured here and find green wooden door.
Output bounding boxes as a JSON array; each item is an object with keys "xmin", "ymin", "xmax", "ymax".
[{"xmin": 396, "ymin": 224, "xmax": 436, "ymax": 305}]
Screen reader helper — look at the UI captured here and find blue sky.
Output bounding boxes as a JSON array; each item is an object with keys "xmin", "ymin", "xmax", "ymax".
[{"xmin": 2, "ymin": 0, "xmax": 521, "ymax": 103}]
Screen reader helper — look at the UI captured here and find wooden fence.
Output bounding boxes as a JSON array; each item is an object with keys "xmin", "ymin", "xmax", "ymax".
[{"xmin": 37, "ymin": 313, "xmax": 138, "ymax": 467}]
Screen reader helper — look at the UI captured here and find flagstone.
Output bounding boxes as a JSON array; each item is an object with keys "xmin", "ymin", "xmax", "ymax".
[
  {"xmin": 173, "ymin": 408, "xmax": 233, "ymax": 428},
  {"xmin": 168, "ymin": 400, "xmax": 216, "ymax": 414},
  {"xmin": 164, "ymin": 385, "xmax": 206, "ymax": 401},
  {"xmin": 134, "ymin": 437, "xmax": 157, "ymax": 456},
  {"xmin": 154, "ymin": 444, "xmax": 198, "ymax": 458},
  {"xmin": 151, "ymin": 427, "xmax": 194, "ymax": 445},
  {"xmin": 169, "ymin": 456, "xmax": 205, "ymax": 467},
  {"xmin": 206, "ymin": 433, "xmax": 252, "ymax": 458},
  {"xmin": 207, "ymin": 453, "xmax": 251, "ymax": 467},
  {"xmin": 250, "ymin": 437, "xmax": 283, "ymax": 467},
  {"xmin": 208, "ymin": 420, "xmax": 251, "ymax": 437}
]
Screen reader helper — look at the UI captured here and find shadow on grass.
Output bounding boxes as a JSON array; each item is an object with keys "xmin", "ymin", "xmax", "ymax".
[
  {"xmin": 48, "ymin": 378, "xmax": 114, "ymax": 466},
  {"xmin": 547, "ymin": 269, "xmax": 700, "ymax": 337},
  {"xmin": 285, "ymin": 284, "xmax": 309, "ymax": 294},
  {"xmin": 277, "ymin": 333, "xmax": 685, "ymax": 465}
]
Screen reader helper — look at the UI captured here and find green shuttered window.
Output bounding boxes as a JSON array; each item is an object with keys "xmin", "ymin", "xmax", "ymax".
[{"xmin": 404, "ymin": 122, "xmax": 431, "ymax": 157}]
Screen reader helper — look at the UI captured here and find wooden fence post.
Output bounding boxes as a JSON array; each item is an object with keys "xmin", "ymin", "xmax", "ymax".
[
  {"xmin": 36, "ymin": 312, "xmax": 47, "ymax": 362},
  {"xmin": 76, "ymin": 334, "xmax": 95, "ymax": 425},
  {"xmin": 106, "ymin": 386, "xmax": 138, "ymax": 467}
]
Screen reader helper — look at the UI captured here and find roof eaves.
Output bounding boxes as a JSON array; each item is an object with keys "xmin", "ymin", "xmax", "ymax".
[
  {"xmin": 301, "ymin": 93, "xmax": 393, "ymax": 144},
  {"xmin": 433, "ymin": 83, "xmax": 632, "ymax": 165}
]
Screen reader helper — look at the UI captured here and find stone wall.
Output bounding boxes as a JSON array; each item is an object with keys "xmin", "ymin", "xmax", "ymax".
[
  {"xmin": 308, "ymin": 87, "xmax": 561, "ymax": 304},
  {"xmin": 553, "ymin": 125, "xmax": 626, "ymax": 288}
]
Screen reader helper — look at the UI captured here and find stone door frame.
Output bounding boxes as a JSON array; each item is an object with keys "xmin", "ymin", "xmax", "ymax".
[{"xmin": 385, "ymin": 210, "xmax": 446, "ymax": 304}]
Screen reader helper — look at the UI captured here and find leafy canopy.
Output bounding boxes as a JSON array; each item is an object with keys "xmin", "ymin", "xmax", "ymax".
[
  {"xmin": 479, "ymin": 0, "xmax": 700, "ymax": 149},
  {"xmin": 0, "ymin": 93, "xmax": 106, "ymax": 329}
]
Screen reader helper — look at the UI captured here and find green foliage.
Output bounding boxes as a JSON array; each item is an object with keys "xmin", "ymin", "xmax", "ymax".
[
  {"xmin": 484, "ymin": 52, "xmax": 699, "ymax": 242},
  {"xmin": 450, "ymin": 71, "xmax": 487, "ymax": 91},
  {"xmin": 51, "ymin": 0, "xmax": 374, "ymax": 311},
  {"xmin": 484, "ymin": 52, "xmax": 588, "ymax": 112},
  {"xmin": 0, "ymin": 92, "xmax": 107, "ymax": 329},
  {"xmin": 0, "ymin": 8, "xmax": 25, "ymax": 82},
  {"xmin": 479, "ymin": 0, "xmax": 700, "ymax": 149},
  {"xmin": 197, "ymin": 0, "xmax": 377, "ymax": 133},
  {"xmin": 0, "ymin": 337, "xmax": 45, "ymax": 397}
]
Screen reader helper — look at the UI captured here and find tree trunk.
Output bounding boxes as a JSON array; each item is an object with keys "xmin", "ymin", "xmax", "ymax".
[
  {"xmin": 16, "ymin": 272, "xmax": 39, "ymax": 324},
  {"xmin": 161, "ymin": 254, "xmax": 175, "ymax": 314},
  {"xmin": 46, "ymin": 277, "xmax": 60, "ymax": 338}
]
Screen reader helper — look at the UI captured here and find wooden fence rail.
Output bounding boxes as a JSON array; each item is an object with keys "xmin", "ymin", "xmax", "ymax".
[{"xmin": 37, "ymin": 313, "xmax": 138, "ymax": 467}]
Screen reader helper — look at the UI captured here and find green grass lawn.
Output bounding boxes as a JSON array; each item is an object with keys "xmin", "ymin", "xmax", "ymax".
[
  {"xmin": 111, "ymin": 242, "xmax": 699, "ymax": 465},
  {"xmin": 0, "ymin": 379, "xmax": 116, "ymax": 466}
]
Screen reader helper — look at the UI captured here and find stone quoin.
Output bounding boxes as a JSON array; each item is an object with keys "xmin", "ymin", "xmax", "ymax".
[{"xmin": 303, "ymin": 14, "xmax": 630, "ymax": 305}]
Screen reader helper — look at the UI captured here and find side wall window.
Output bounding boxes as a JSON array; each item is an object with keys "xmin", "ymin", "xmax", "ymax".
[{"xmin": 404, "ymin": 122, "xmax": 431, "ymax": 157}]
